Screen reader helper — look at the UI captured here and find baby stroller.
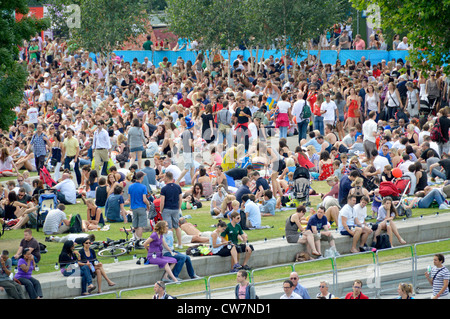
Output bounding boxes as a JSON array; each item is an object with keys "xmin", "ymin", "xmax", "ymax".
[
  {"xmin": 39, "ymin": 166, "xmax": 57, "ymax": 188},
  {"xmin": 419, "ymin": 99, "xmax": 434, "ymax": 117},
  {"xmin": 35, "ymin": 189, "xmax": 58, "ymax": 232},
  {"xmin": 292, "ymin": 166, "xmax": 311, "ymax": 206}
]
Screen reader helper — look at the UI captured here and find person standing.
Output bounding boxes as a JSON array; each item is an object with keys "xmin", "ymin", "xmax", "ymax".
[
  {"xmin": 176, "ymin": 116, "xmax": 195, "ymax": 185},
  {"xmin": 61, "ymin": 128, "xmax": 81, "ymax": 186},
  {"xmin": 275, "ymin": 93, "xmax": 292, "ymax": 139},
  {"xmin": 345, "ymin": 280, "xmax": 369, "ymax": 299},
  {"xmin": 152, "ymin": 281, "xmax": 175, "ymax": 299},
  {"xmin": 289, "ymin": 271, "xmax": 311, "ymax": 299},
  {"xmin": 234, "ymin": 98, "xmax": 252, "ymax": 152},
  {"xmin": 280, "ymin": 280, "xmax": 302, "ymax": 299},
  {"xmin": 425, "ymin": 254, "xmax": 450, "ymax": 299},
  {"xmin": 27, "ymin": 124, "xmax": 49, "ymax": 173},
  {"xmin": 235, "ymin": 269, "xmax": 257, "ymax": 299},
  {"xmin": 92, "ymin": 120, "xmax": 111, "ymax": 176},
  {"xmin": 160, "ymin": 171, "xmax": 183, "ymax": 249},
  {"xmin": 128, "ymin": 118, "xmax": 146, "ymax": 169},
  {"xmin": 321, "ymin": 93, "xmax": 338, "ymax": 128},
  {"xmin": 362, "ymin": 111, "xmax": 378, "ymax": 161},
  {"xmin": 292, "ymin": 91, "xmax": 309, "ymax": 143},
  {"xmin": 128, "ymin": 171, "xmax": 150, "ymax": 240}
]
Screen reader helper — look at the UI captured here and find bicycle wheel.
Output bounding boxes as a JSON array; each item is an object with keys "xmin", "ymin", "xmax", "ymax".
[{"xmin": 98, "ymin": 246, "xmax": 128, "ymax": 257}]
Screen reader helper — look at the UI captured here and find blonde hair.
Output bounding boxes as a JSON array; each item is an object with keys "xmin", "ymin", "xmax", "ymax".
[{"xmin": 351, "ymin": 177, "xmax": 363, "ymax": 187}]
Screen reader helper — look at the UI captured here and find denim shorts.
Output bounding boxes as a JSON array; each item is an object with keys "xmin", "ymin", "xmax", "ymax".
[{"xmin": 130, "ymin": 146, "xmax": 145, "ymax": 153}]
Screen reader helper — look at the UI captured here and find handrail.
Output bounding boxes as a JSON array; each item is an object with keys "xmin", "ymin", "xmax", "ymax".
[{"xmin": 71, "ymin": 239, "xmax": 450, "ymax": 299}]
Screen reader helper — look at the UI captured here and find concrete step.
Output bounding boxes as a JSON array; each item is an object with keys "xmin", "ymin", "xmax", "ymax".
[{"xmin": 1, "ymin": 213, "xmax": 449, "ymax": 299}]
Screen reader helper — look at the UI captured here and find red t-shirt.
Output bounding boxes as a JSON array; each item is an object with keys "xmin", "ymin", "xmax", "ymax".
[
  {"xmin": 178, "ymin": 98, "xmax": 193, "ymax": 108},
  {"xmin": 345, "ymin": 292, "xmax": 369, "ymax": 299}
]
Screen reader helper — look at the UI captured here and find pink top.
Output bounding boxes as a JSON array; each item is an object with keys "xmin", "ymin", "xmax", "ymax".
[{"xmin": 355, "ymin": 39, "xmax": 366, "ymax": 50}]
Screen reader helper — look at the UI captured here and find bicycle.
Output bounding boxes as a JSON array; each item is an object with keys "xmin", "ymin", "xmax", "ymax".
[{"xmin": 97, "ymin": 227, "xmax": 146, "ymax": 258}]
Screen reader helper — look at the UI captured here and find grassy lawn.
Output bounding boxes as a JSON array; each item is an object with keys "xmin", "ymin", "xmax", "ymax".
[{"xmin": 1, "ymin": 170, "xmax": 449, "ymax": 276}]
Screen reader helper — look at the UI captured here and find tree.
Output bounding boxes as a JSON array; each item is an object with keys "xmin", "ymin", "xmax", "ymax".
[
  {"xmin": 0, "ymin": 0, "xmax": 50, "ymax": 130},
  {"xmin": 165, "ymin": 0, "xmax": 248, "ymax": 82},
  {"xmin": 46, "ymin": 0, "xmax": 149, "ymax": 59},
  {"xmin": 261, "ymin": 0, "xmax": 352, "ymax": 81},
  {"xmin": 351, "ymin": 0, "xmax": 450, "ymax": 75}
]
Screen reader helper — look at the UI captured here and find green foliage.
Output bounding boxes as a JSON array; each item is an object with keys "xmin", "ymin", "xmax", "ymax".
[
  {"xmin": 351, "ymin": 0, "xmax": 450, "ymax": 74},
  {"xmin": 0, "ymin": 0, "xmax": 50, "ymax": 130},
  {"xmin": 46, "ymin": 0, "xmax": 149, "ymax": 57}
]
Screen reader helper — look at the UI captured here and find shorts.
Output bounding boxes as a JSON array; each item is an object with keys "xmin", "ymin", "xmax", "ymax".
[
  {"xmin": 162, "ymin": 208, "xmax": 180, "ymax": 229},
  {"xmin": 235, "ymin": 243, "xmax": 254, "ymax": 254},
  {"xmin": 339, "ymin": 115, "xmax": 345, "ymax": 122},
  {"xmin": 215, "ymin": 245, "xmax": 233, "ymax": 257},
  {"xmin": 183, "ymin": 152, "xmax": 194, "ymax": 170},
  {"xmin": 313, "ymin": 233, "xmax": 334, "ymax": 242},
  {"xmin": 131, "ymin": 207, "xmax": 148, "ymax": 228},
  {"xmin": 130, "ymin": 146, "xmax": 145, "ymax": 153}
]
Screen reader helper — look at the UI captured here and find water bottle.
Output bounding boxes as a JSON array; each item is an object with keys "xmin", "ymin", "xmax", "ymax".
[
  {"xmin": 133, "ymin": 254, "xmax": 137, "ymax": 260},
  {"xmin": 317, "ymin": 231, "xmax": 321, "ymax": 239},
  {"xmin": 114, "ymin": 257, "xmax": 118, "ymax": 263},
  {"xmin": 152, "ymin": 252, "xmax": 157, "ymax": 259},
  {"xmin": 427, "ymin": 265, "xmax": 432, "ymax": 274},
  {"xmin": 35, "ymin": 265, "xmax": 39, "ymax": 272},
  {"xmin": 55, "ymin": 263, "xmax": 59, "ymax": 270},
  {"xmin": 193, "ymin": 206, "xmax": 197, "ymax": 210}
]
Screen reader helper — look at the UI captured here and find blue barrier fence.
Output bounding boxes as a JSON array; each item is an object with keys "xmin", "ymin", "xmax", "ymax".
[{"xmin": 92, "ymin": 49, "xmax": 409, "ymax": 69}]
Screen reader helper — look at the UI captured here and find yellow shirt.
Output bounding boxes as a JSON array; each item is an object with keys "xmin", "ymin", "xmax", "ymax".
[{"xmin": 63, "ymin": 137, "xmax": 79, "ymax": 157}]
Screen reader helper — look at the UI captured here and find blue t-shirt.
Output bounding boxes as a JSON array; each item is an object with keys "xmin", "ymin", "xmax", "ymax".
[
  {"xmin": 105, "ymin": 193, "xmax": 125, "ymax": 222},
  {"xmin": 128, "ymin": 182, "xmax": 148, "ymax": 210},
  {"xmin": 160, "ymin": 183, "xmax": 182, "ymax": 210},
  {"xmin": 306, "ymin": 214, "xmax": 328, "ymax": 232}
]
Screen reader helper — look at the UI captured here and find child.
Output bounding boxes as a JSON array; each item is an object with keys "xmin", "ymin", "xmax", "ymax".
[
  {"xmin": 146, "ymin": 137, "xmax": 159, "ymax": 158},
  {"xmin": 95, "ymin": 177, "xmax": 108, "ymax": 208},
  {"xmin": 333, "ymin": 160, "xmax": 342, "ymax": 179},
  {"xmin": 224, "ymin": 200, "xmax": 240, "ymax": 220},
  {"xmin": 340, "ymin": 154, "xmax": 349, "ymax": 175},
  {"xmin": 371, "ymin": 189, "xmax": 382, "ymax": 219}
]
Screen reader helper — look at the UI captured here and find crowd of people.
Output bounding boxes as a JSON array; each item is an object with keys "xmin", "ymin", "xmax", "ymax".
[{"xmin": 0, "ymin": 28, "xmax": 449, "ymax": 298}]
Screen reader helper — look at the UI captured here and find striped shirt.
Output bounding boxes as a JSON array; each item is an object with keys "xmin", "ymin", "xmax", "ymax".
[{"xmin": 431, "ymin": 266, "xmax": 450, "ymax": 297}]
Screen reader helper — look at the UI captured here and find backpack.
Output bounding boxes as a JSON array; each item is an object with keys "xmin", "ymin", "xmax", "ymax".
[
  {"xmin": 431, "ymin": 118, "xmax": 447, "ymax": 143},
  {"xmin": 301, "ymin": 103, "xmax": 312, "ymax": 120},
  {"xmin": 69, "ymin": 214, "xmax": 83, "ymax": 233},
  {"xmin": 374, "ymin": 234, "xmax": 391, "ymax": 250}
]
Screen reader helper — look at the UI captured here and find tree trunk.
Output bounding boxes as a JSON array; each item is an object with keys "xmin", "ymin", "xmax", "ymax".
[{"xmin": 227, "ymin": 47, "xmax": 232, "ymax": 85}]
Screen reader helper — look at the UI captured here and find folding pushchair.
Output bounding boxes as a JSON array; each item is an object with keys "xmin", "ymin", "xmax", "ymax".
[
  {"xmin": 35, "ymin": 189, "xmax": 58, "ymax": 232},
  {"xmin": 292, "ymin": 166, "xmax": 312, "ymax": 206}
]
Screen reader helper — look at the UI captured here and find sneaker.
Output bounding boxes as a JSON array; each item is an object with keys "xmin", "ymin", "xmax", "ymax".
[
  {"xmin": 242, "ymin": 265, "xmax": 252, "ymax": 270},
  {"xmin": 439, "ymin": 203, "xmax": 449, "ymax": 210},
  {"xmin": 232, "ymin": 263, "xmax": 242, "ymax": 270},
  {"xmin": 213, "ymin": 214, "xmax": 224, "ymax": 219}
]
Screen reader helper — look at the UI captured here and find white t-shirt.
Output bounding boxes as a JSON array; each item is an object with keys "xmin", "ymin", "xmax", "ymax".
[
  {"xmin": 362, "ymin": 119, "xmax": 377, "ymax": 143},
  {"xmin": 397, "ymin": 42, "xmax": 409, "ymax": 50},
  {"xmin": 54, "ymin": 179, "xmax": 77, "ymax": 204},
  {"xmin": 165, "ymin": 164, "xmax": 184, "ymax": 183},
  {"xmin": 277, "ymin": 100, "xmax": 291, "ymax": 114},
  {"xmin": 354, "ymin": 203, "xmax": 367, "ymax": 224},
  {"xmin": 292, "ymin": 99, "xmax": 306, "ymax": 122},
  {"xmin": 321, "ymin": 100, "xmax": 337, "ymax": 122},
  {"xmin": 373, "ymin": 155, "xmax": 390, "ymax": 174},
  {"xmin": 27, "ymin": 107, "xmax": 39, "ymax": 124},
  {"xmin": 43, "ymin": 209, "xmax": 67, "ymax": 234},
  {"xmin": 338, "ymin": 204, "xmax": 356, "ymax": 232}
]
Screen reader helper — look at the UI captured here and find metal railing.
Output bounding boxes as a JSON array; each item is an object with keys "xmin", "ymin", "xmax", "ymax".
[{"xmin": 73, "ymin": 239, "xmax": 450, "ymax": 299}]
